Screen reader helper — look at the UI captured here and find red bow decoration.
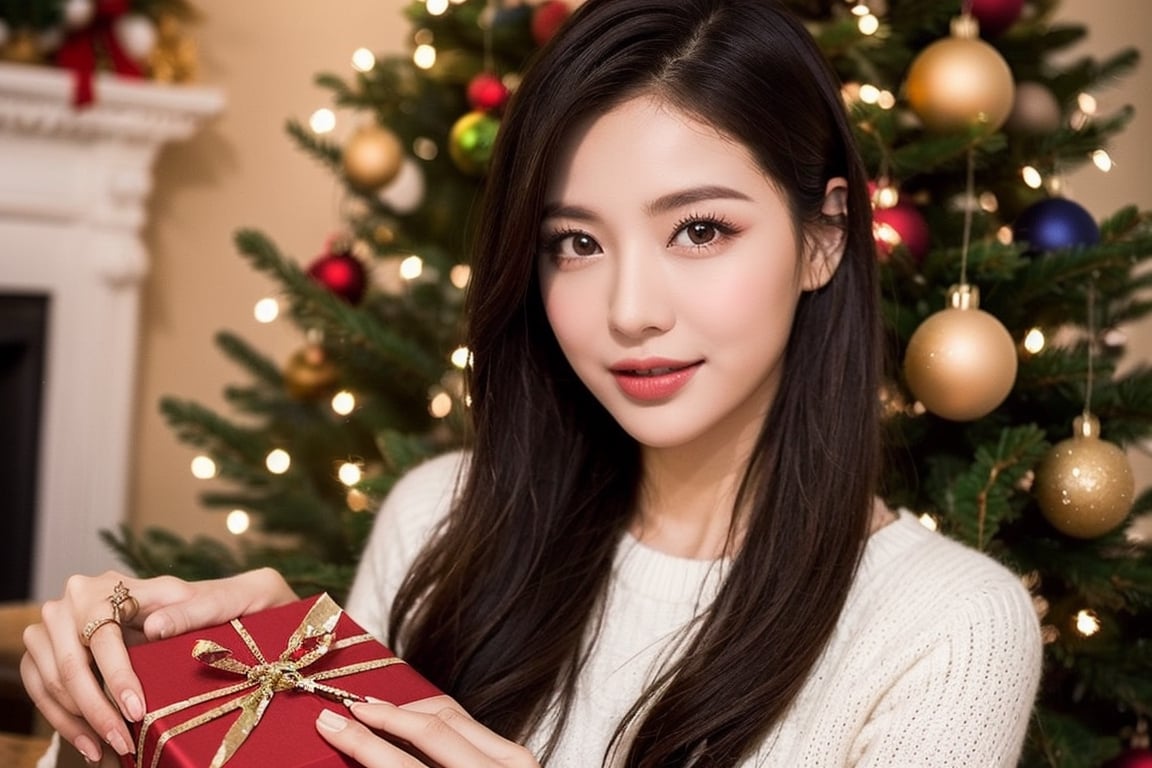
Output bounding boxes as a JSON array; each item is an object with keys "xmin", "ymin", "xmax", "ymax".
[{"xmin": 54, "ymin": 0, "xmax": 145, "ymax": 107}]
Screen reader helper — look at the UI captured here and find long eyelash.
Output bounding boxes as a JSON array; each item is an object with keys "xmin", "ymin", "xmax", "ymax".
[
  {"xmin": 669, "ymin": 212, "xmax": 741, "ymax": 245},
  {"xmin": 539, "ymin": 227, "xmax": 582, "ymax": 254}
]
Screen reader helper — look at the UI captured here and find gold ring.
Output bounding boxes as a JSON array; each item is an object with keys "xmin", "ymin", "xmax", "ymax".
[
  {"xmin": 80, "ymin": 616, "xmax": 121, "ymax": 648},
  {"xmin": 108, "ymin": 581, "xmax": 139, "ymax": 624}
]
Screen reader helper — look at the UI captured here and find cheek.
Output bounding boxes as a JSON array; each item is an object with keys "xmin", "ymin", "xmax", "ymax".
[{"xmin": 677, "ymin": 259, "xmax": 802, "ymax": 337}]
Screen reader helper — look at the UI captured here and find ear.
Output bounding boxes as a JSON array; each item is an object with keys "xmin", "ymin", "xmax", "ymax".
[{"xmin": 800, "ymin": 177, "xmax": 849, "ymax": 292}]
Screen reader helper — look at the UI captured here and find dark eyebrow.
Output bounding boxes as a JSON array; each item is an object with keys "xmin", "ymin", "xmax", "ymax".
[
  {"xmin": 645, "ymin": 185, "xmax": 753, "ymax": 215},
  {"xmin": 543, "ymin": 185, "xmax": 754, "ymax": 223}
]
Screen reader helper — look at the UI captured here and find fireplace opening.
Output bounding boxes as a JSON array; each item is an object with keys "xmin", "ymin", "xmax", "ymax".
[{"xmin": 0, "ymin": 293, "xmax": 49, "ymax": 603}]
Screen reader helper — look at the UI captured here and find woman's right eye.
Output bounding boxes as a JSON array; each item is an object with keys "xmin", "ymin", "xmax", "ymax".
[{"xmin": 546, "ymin": 230, "xmax": 602, "ymax": 261}]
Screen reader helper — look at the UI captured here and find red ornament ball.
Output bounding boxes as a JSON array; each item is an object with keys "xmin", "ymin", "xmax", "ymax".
[
  {"xmin": 969, "ymin": 0, "xmax": 1026, "ymax": 37},
  {"xmin": 1108, "ymin": 748, "xmax": 1152, "ymax": 768},
  {"xmin": 467, "ymin": 72, "xmax": 510, "ymax": 113},
  {"xmin": 873, "ymin": 203, "xmax": 931, "ymax": 263},
  {"xmin": 307, "ymin": 250, "xmax": 367, "ymax": 304},
  {"xmin": 532, "ymin": 0, "xmax": 570, "ymax": 46}
]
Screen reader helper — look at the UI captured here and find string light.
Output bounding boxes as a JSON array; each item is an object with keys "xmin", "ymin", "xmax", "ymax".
[
  {"xmin": 253, "ymin": 297, "xmax": 279, "ymax": 323},
  {"xmin": 1023, "ymin": 328, "xmax": 1046, "ymax": 354},
  {"xmin": 978, "ymin": 192, "xmax": 998, "ymax": 213},
  {"xmin": 337, "ymin": 461, "xmax": 363, "ymax": 486},
  {"xmin": 226, "ymin": 510, "xmax": 250, "ymax": 535},
  {"xmin": 400, "ymin": 255, "xmax": 424, "ymax": 280},
  {"xmin": 309, "ymin": 108, "xmax": 336, "ymax": 134},
  {"xmin": 449, "ymin": 264, "xmax": 471, "ymax": 289},
  {"xmin": 190, "ymin": 455, "xmax": 217, "ymax": 479},
  {"xmin": 429, "ymin": 391, "xmax": 453, "ymax": 418},
  {"xmin": 1091, "ymin": 149, "xmax": 1113, "ymax": 172},
  {"xmin": 850, "ymin": 1, "xmax": 870, "ymax": 15},
  {"xmin": 996, "ymin": 225, "xmax": 1013, "ymax": 244},
  {"xmin": 917, "ymin": 514, "xmax": 939, "ymax": 531},
  {"xmin": 1074, "ymin": 608, "xmax": 1101, "ymax": 637},
  {"xmin": 331, "ymin": 390, "xmax": 356, "ymax": 416},
  {"xmin": 351, "ymin": 48, "xmax": 376, "ymax": 72},
  {"xmin": 425, "ymin": 0, "xmax": 449, "ymax": 14},
  {"xmin": 857, "ymin": 13, "xmax": 880, "ymax": 35},
  {"xmin": 413, "ymin": 43, "xmax": 436, "ymax": 69},
  {"xmin": 450, "ymin": 346, "xmax": 472, "ymax": 369},
  {"xmin": 1021, "ymin": 166, "xmax": 1043, "ymax": 189},
  {"xmin": 346, "ymin": 489, "xmax": 371, "ymax": 512},
  {"xmin": 266, "ymin": 449, "xmax": 291, "ymax": 474},
  {"xmin": 1077, "ymin": 92, "xmax": 1098, "ymax": 115}
]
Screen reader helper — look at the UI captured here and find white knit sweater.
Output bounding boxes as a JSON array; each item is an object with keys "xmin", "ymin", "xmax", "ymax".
[{"xmin": 347, "ymin": 452, "xmax": 1044, "ymax": 767}]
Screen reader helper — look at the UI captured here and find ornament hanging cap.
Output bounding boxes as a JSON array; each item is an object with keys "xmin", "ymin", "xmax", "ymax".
[
  {"xmin": 1073, "ymin": 412, "xmax": 1100, "ymax": 439},
  {"xmin": 951, "ymin": 13, "xmax": 980, "ymax": 40},
  {"xmin": 946, "ymin": 283, "xmax": 979, "ymax": 310}
]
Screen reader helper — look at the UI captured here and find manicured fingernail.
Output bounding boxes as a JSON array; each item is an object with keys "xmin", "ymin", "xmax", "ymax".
[
  {"xmin": 74, "ymin": 735, "xmax": 100, "ymax": 763},
  {"xmin": 154, "ymin": 616, "xmax": 174, "ymax": 639},
  {"xmin": 107, "ymin": 728, "xmax": 132, "ymax": 756},
  {"xmin": 365, "ymin": 695, "xmax": 389, "ymax": 704},
  {"xmin": 317, "ymin": 708, "xmax": 348, "ymax": 733},
  {"xmin": 121, "ymin": 689, "xmax": 145, "ymax": 721}
]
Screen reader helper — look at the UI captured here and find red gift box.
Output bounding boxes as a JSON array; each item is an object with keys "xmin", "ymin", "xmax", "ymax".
[{"xmin": 121, "ymin": 593, "xmax": 441, "ymax": 768}]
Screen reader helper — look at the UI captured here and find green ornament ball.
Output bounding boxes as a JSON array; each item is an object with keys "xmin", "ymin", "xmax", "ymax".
[{"xmin": 449, "ymin": 111, "xmax": 500, "ymax": 176}]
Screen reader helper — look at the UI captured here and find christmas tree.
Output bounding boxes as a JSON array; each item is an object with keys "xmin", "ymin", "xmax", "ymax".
[{"xmin": 102, "ymin": 0, "xmax": 1152, "ymax": 765}]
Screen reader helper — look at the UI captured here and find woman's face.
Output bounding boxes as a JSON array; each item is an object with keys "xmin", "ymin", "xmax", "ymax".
[{"xmin": 538, "ymin": 96, "xmax": 840, "ymax": 455}]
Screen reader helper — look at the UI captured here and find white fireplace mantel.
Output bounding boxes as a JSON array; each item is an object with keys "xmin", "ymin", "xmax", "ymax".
[{"xmin": 0, "ymin": 62, "xmax": 224, "ymax": 600}]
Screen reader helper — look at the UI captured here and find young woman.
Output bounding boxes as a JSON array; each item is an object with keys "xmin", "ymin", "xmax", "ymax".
[{"xmin": 23, "ymin": 1, "xmax": 1043, "ymax": 766}]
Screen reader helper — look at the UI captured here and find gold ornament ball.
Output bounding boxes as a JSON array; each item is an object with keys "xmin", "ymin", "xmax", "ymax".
[
  {"xmin": 904, "ymin": 304, "xmax": 1017, "ymax": 421},
  {"xmin": 449, "ymin": 111, "xmax": 500, "ymax": 176},
  {"xmin": 283, "ymin": 345, "xmax": 340, "ymax": 401},
  {"xmin": 905, "ymin": 28, "xmax": 1015, "ymax": 134},
  {"xmin": 342, "ymin": 125, "xmax": 404, "ymax": 192},
  {"xmin": 1034, "ymin": 416, "xmax": 1134, "ymax": 539}
]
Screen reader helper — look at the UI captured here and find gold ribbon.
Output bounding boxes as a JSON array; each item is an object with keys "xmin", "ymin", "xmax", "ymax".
[{"xmin": 133, "ymin": 593, "xmax": 406, "ymax": 768}]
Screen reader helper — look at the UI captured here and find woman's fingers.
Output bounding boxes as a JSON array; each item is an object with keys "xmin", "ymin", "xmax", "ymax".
[
  {"xmin": 20, "ymin": 631, "xmax": 106, "ymax": 764},
  {"xmin": 323, "ymin": 697, "xmax": 537, "ymax": 768},
  {"xmin": 315, "ymin": 708, "xmax": 427, "ymax": 768},
  {"xmin": 38, "ymin": 597, "xmax": 136, "ymax": 757},
  {"xmin": 141, "ymin": 568, "xmax": 297, "ymax": 641}
]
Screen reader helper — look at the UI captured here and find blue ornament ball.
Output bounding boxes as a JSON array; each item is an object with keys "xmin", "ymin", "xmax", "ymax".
[{"xmin": 1014, "ymin": 198, "xmax": 1100, "ymax": 252}]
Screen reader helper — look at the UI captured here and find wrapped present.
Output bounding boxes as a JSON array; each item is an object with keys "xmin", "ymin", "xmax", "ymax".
[{"xmin": 121, "ymin": 593, "xmax": 441, "ymax": 768}]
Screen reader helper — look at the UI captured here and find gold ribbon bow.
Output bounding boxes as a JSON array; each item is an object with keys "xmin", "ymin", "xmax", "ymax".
[{"xmin": 133, "ymin": 593, "xmax": 406, "ymax": 768}]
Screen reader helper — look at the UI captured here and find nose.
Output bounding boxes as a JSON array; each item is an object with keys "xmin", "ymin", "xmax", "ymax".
[{"xmin": 608, "ymin": 246, "xmax": 674, "ymax": 339}]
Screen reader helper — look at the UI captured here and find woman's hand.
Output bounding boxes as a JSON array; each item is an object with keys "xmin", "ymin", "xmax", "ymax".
[
  {"xmin": 316, "ymin": 695, "xmax": 540, "ymax": 768},
  {"xmin": 20, "ymin": 567, "xmax": 296, "ymax": 764}
]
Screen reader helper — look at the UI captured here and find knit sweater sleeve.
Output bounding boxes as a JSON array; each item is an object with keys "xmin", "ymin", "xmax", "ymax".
[
  {"xmin": 849, "ymin": 563, "xmax": 1043, "ymax": 767},
  {"xmin": 344, "ymin": 451, "xmax": 466, "ymax": 642}
]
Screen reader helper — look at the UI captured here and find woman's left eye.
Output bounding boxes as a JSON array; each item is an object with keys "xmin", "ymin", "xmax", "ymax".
[{"xmin": 669, "ymin": 217, "xmax": 735, "ymax": 248}]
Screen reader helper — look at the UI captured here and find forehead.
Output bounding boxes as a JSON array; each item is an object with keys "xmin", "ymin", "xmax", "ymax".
[{"xmin": 546, "ymin": 95, "xmax": 773, "ymax": 202}]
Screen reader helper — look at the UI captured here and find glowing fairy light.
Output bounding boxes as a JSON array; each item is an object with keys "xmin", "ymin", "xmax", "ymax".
[
  {"xmin": 331, "ymin": 390, "xmax": 356, "ymax": 416},
  {"xmin": 996, "ymin": 225, "xmax": 1013, "ymax": 244},
  {"xmin": 309, "ymin": 108, "xmax": 336, "ymax": 134},
  {"xmin": 1023, "ymin": 328, "xmax": 1046, "ymax": 354},
  {"xmin": 426, "ymin": 0, "xmax": 449, "ymax": 15},
  {"xmin": 413, "ymin": 43, "xmax": 436, "ymax": 70},
  {"xmin": 429, "ymin": 391, "xmax": 453, "ymax": 418},
  {"xmin": 266, "ymin": 449, "xmax": 291, "ymax": 474},
  {"xmin": 1077, "ymin": 92, "xmax": 1098, "ymax": 115},
  {"xmin": 1021, "ymin": 166, "xmax": 1043, "ymax": 189},
  {"xmin": 917, "ymin": 514, "xmax": 939, "ymax": 531},
  {"xmin": 351, "ymin": 48, "xmax": 376, "ymax": 72},
  {"xmin": 346, "ymin": 489, "xmax": 371, "ymax": 512},
  {"xmin": 857, "ymin": 13, "xmax": 879, "ymax": 35},
  {"xmin": 1074, "ymin": 608, "xmax": 1101, "ymax": 637},
  {"xmin": 850, "ymin": 1, "xmax": 870, "ymax": 15},
  {"xmin": 873, "ymin": 184, "xmax": 899, "ymax": 209},
  {"xmin": 226, "ymin": 510, "xmax": 250, "ymax": 535},
  {"xmin": 449, "ymin": 264, "xmax": 471, "ymax": 289},
  {"xmin": 450, "ymin": 346, "xmax": 472, "ymax": 369},
  {"xmin": 859, "ymin": 83, "xmax": 880, "ymax": 104},
  {"xmin": 876, "ymin": 89, "xmax": 895, "ymax": 109},
  {"xmin": 978, "ymin": 192, "xmax": 998, "ymax": 213},
  {"xmin": 253, "ymin": 297, "xmax": 279, "ymax": 323},
  {"xmin": 338, "ymin": 462, "xmax": 363, "ymax": 486},
  {"xmin": 400, "ymin": 255, "xmax": 424, "ymax": 280},
  {"xmin": 190, "ymin": 455, "xmax": 217, "ymax": 479},
  {"xmin": 1091, "ymin": 149, "xmax": 1113, "ymax": 172}
]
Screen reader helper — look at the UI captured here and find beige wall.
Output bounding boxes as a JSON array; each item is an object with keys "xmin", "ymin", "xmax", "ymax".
[{"xmin": 129, "ymin": 2, "xmax": 1152, "ymax": 543}]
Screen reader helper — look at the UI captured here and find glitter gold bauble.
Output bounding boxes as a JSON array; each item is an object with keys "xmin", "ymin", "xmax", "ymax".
[
  {"xmin": 905, "ymin": 16, "xmax": 1015, "ymax": 134},
  {"xmin": 903, "ymin": 284, "xmax": 1017, "ymax": 421},
  {"xmin": 283, "ymin": 345, "xmax": 340, "ymax": 401},
  {"xmin": 449, "ymin": 111, "xmax": 500, "ymax": 176},
  {"xmin": 1034, "ymin": 414, "xmax": 1134, "ymax": 539},
  {"xmin": 342, "ymin": 125, "xmax": 404, "ymax": 192}
]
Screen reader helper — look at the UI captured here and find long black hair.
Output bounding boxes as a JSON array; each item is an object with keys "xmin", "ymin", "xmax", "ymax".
[{"xmin": 390, "ymin": 1, "xmax": 881, "ymax": 765}]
